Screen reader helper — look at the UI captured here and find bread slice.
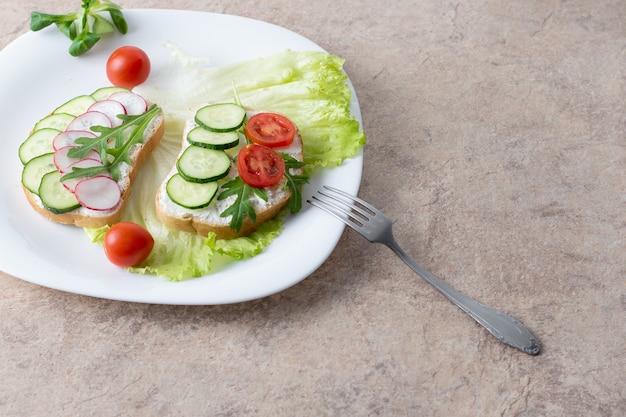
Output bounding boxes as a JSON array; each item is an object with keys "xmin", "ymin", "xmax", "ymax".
[
  {"xmin": 155, "ymin": 111, "xmax": 304, "ymax": 239},
  {"xmin": 22, "ymin": 108, "xmax": 165, "ymax": 228}
]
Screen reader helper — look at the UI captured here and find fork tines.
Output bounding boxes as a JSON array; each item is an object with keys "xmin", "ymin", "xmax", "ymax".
[{"xmin": 307, "ymin": 186, "xmax": 375, "ymax": 228}]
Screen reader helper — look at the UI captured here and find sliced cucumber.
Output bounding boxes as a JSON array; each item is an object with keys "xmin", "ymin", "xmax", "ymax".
[
  {"xmin": 18, "ymin": 128, "xmax": 60, "ymax": 164},
  {"xmin": 176, "ymin": 146, "xmax": 231, "ymax": 183},
  {"xmin": 53, "ymin": 95, "xmax": 96, "ymax": 116},
  {"xmin": 166, "ymin": 173, "xmax": 218, "ymax": 209},
  {"xmin": 194, "ymin": 103, "xmax": 246, "ymax": 132},
  {"xmin": 33, "ymin": 113, "xmax": 74, "ymax": 132},
  {"xmin": 187, "ymin": 127, "xmax": 240, "ymax": 150},
  {"xmin": 21, "ymin": 153, "xmax": 56, "ymax": 194},
  {"xmin": 91, "ymin": 86, "xmax": 130, "ymax": 101},
  {"xmin": 39, "ymin": 171, "xmax": 81, "ymax": 214}
]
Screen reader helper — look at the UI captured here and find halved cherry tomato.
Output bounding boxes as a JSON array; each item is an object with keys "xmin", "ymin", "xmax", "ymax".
[
  {"xmin": 244, "ymin": 112, "xmax": 296, "ymax": 148},
  {"xmin": 237, "ymin": 144, "xmax": 285, "ymax": 188},
  {"xmin": 104, "ymin": 222, "xmax": 154, "ymax": 267},
  {"xmin": 106, "ymin": 46, "xmax": 151, "ymax": 90}
]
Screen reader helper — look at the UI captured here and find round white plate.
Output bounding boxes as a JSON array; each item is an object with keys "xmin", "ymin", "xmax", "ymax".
[{"xmin": 0, "ymin": 9, "xmax": 362, "ymax": 304}]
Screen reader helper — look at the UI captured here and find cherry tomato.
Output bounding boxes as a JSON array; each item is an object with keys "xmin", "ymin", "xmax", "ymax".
[
  {"xmin": 106, "ymin": 46, "xmax": 151, "ymax": 90},
  {"xmin": 244, "ymin": 112, "xmax": 296, "ymax": 148},
  {"xmin": 237, "ymin": 144, "xmax": 285, "ymax": 188},
  {"xmin": 104, "ymin": 222, "xmax": 154, "ymax": 267}
]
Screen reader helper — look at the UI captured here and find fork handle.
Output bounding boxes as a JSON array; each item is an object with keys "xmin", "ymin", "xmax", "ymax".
[{"xmin": 386, "ymin": 241, "xmax": 541, "ymax": 355}]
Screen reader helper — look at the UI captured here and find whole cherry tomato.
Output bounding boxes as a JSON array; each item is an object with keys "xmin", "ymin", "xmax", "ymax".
[
  {"xmin": 106, "ymin": 46, "xmax": 151, "ymax": 89},
  {"xmin": 104, "ymin": 222, "xmax": 154, "ymax": 267}
]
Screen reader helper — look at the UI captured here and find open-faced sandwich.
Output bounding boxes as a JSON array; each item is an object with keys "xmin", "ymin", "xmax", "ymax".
[
  {"xmin": 155, "ymin": 102, "xmax": 307, "ymax": 239},
  {"xmin": 19, "ymin": 87, "xmax": 164, "ymax": 228}
]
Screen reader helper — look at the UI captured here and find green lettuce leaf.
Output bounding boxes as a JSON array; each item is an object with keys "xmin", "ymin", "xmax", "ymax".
[
  {"xmin": 88, "ymin": 44, "xmax": 366, "ymax": 281},
  {"xmin": 215, "ymin": 211, "xmax": 286, "ymax": 259}
]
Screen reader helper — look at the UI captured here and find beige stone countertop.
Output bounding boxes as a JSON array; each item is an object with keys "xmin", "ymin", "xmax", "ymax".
[{"xmin": 1, "ymin": 1, "xmax": 624, "ymax": 416}]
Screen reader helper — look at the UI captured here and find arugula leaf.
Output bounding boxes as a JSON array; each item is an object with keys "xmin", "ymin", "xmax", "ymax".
[
  {"xmin": 216, "ymin": 153, "xmax": 308, "ymax": 233},
  {"xmin": 218, "ymin": 177, "xmax": 268, "ymax": 233},
  {"xmin": 30, "ymin": 0, "xmax": 127, "ymax": 56},
  {"xmin": 61, "ymin": 104, "xmax": 161, "ymax": 182},
  {"xmin": 281, "ymin": 154, "xmax": 309, "ymax": 213}
]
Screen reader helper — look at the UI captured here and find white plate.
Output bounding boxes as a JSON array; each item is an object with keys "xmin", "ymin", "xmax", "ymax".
[{"xmin": 0, "ymin": 9, "xmax": 362, "ymax": 304}]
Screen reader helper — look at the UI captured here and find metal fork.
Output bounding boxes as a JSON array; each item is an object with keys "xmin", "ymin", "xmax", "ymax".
[{"xmin": 308, "ymin": 186, "xmax": 541, "ymax": 355}]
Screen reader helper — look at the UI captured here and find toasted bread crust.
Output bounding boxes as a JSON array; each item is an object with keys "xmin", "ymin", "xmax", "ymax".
[
  {"xmin": 22, "ymin": 110, "xmax": 165, "ymax": 228},
  {"xmin": 156, "ymin": 116, "xmax": 304, "ymax": 239}
]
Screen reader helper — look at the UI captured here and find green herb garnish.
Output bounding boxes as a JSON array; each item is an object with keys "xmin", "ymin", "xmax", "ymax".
[
  {"xmin": 217, "ymin": 153, "xmax": 309, "ymax": 233},
  {"xmin": 30, "ymin": 0, "xmax": 128, "ymax": 57},
  {"xmin": 61, "ymin": 104, "xmax": 161, "ymax": 182},
  {"xmin": 218, "ymin": 177, "xmax": 268, "ymax": 233},
  {"xmin": 281, "ymin": 154, "xmax": 309, "ymax": 213}
]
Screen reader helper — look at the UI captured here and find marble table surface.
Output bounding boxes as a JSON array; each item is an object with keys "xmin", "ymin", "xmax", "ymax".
[{"xmin": 1, "ymin": 1, "xmax": 624, "ymax": 416}]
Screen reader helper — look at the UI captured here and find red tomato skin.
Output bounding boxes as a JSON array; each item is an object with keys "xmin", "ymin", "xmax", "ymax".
[
  {"xmin": 244, "ymin": 112, "xmax": 296, "ymax": 148},
  {"xmin": 104, "ymin": 222, "xmax": 154, "ymax": 267},
  {"xmin": 237, "ymin": 144, "xmax": 286, "ymax": 188},
  {"xmin": 106, "ymin": 46, "xmax": 151, "ymax": 90}
]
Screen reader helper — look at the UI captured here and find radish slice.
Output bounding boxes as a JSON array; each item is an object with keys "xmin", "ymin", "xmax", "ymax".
[
  {"xmin": 62, "ymin": 158, "xmax": 110, "ymax": 192},
  {"xmin": 52, "ymin": 130, "xmax": 97, "ymax": 150},
  {"xmin": 67, "ymin": 158, "xmax": 106, "ymax": 170},
  {"xmin": 66, "ymin": 111, "xmax": 112, "ymax": 132},
  {"xmin": 87, "ymin": 100, "xmax": 126, "ymax": 127},
  {"xmin": 108, "ymin": 91, "xmax": 147, "ymax": 116},
  {"xmin": 63, "ymin": 171, "xmax": 107, "ymax": 193},
  {"xmin": 53, "ymin": 147, "xmax": 75, "ymax": 173},
  {"xmin": 74, "ymin": 176, "xmax": 121, "ymax": 211},
  {"xmin": 54, "ymin": 146, "xmax": 101, "ymax": 173}
]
